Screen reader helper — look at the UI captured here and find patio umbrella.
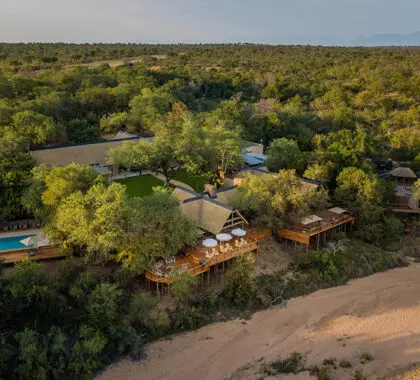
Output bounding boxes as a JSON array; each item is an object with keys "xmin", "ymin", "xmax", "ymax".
[
  {"xmin": 216, "ymin": 233, "xmax": 232, "ymax": 242},
  {"xmin": 231, "ymin": 228, "xmax": 246, "ymax": 237},
  {"xmin": 20, "ymin": 236, "xmax": 36, "ymax": 247},
  {"xmin": 202, "ymin": 238, "xmax": 218, "ymax": 248}
]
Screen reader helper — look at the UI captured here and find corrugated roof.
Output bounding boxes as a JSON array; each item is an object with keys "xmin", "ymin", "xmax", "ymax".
[{"xmin": 242, "ymin": 153, "xmax": 264, "ymax": 166}]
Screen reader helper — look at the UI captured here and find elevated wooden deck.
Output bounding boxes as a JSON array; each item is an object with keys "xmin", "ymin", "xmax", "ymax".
[
  {"xmin": 145, "ymin": 237, "xmax": 258, "ymax": 284},
  {"xmin": 0, "ymin": 246, "xmax": 67, "ymax": 264},
  {"xmin": 278, "ymin": 214, "xmax": 355, "ymax": 246}
]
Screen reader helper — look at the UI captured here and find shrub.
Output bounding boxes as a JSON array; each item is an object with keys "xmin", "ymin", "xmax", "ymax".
[
  {"xmin": 170, "ymin": 272, "xmax": 198, "ymax": 303},
  {"xmin": 130, "ymin": 292, "xmax": 159, "ymax": 329},
  {"xmin": 222, "ymin": 254, "xmax": 256, "ymax": 310},
  {"xmin": 339, "ymin": 359, "xmax": 352, "ymax": 368},
  {"xmin": 268, "ymin": 352, "xmax": 305, "ymax": 374}
]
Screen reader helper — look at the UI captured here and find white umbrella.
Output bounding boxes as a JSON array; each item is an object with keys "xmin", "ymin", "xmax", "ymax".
[
  {"xmin": 216, "ymin": 233, "xmax": 233, "ymax": 242},
  {"xmin": 202, "ymin": 238, "xmax": 218, "ymax": 248},
  {"xmin": 231, "ymin": 228, "xmax": 246, "ymax": 237},
  {"xmin": 20, "ymin": 236, "xmax": 36, "ymax": 247}
]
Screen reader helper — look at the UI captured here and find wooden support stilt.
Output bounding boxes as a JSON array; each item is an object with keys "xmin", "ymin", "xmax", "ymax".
[{"xmin": 317, "ymin": 233, "xmax": 320, "ymax": 252}]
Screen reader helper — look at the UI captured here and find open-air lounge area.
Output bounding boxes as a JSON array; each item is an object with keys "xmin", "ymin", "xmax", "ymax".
[
  {"xmin": 145, "ymin": 228, "xmax": 258, "ymax": 291},
  {"xmin": 277, "ymin": 207, "xmax": 355, "ymax": 250}
]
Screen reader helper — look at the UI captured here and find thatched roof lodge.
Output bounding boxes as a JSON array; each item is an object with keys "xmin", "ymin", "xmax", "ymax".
[{"xmin": 172, "ymin": 187, "xmax": 248, "ymax": 235}]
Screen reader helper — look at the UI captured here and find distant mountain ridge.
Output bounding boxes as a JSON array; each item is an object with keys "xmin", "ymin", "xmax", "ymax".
[{"xmin": 353, "ymin": 31, "xmax": 420, "ymax": 46}]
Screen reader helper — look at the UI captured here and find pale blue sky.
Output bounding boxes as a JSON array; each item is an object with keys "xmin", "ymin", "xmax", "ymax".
[{"xmin": 1, "ymin": 0, "xmax": 419, "ymax": 45}]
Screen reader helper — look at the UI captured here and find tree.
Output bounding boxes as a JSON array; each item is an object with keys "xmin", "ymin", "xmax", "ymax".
[
  {"xmin": 169, "ymin": 272, "xmax": 198, "ymax": 303},
  {"xmin": 68, "ymin": 326, "xmax": 107, "ymax": 378},
  {"xmin": 0, "ymin": 135, "xmax": 34, "ymax": 222},
  {"xmin": 414, "ymin": 179, "xmax": 420, "ymax": 199},
  {"xmin": 234, "ymin": 170, "xmax": 329, "ymax": 229},
  {"xmin": 118, "ymin": 188, "xmax": 200, "ymax": 273},
  {"xmin": 222, "ymin": 254, "xmax": 255, "ymax": 310},
  {"xmin": 265, "ymin": 138, "xmax": 306, "ymax": 173},
  {"xmin": 335, "ymin": 167, "xmax": 396, "ymax": 243},
  {"xmin": 201, "ymin": 124, "xmax": 243, "ymax": 183},
  {"xmin": 51, "ymin": 182, "xmax": 130, "ymax": 258},
  {"xmin": 128, "ymin": 88, "xmax": 173, "ymax": 132},
  {"xmin": 86, "ymin": 283, "xmax": 122, "ymax": 331},
  {"xmin": 303, "ymin": 161, "xmax": 334, "ymax": 185},
  {"xmin": 14, "ymin": 328, "xmax": 48, "ymax": 380},
  {"xmin": 7, "ymin": 110, "xmax": 58, "ymax": 147}
]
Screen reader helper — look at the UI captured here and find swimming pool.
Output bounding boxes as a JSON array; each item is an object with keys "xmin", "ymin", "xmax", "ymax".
[{"xmin": 0, "ymin": 235, "xmax": 36, "ymax": 252}]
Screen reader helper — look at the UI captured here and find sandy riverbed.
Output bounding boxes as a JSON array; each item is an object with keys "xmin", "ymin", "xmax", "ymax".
[{"xmin": 98, "ymin": 264, "xmax": 420, "ymax": 380}]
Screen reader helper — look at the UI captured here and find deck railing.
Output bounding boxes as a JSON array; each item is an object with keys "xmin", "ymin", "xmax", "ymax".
[{"xmin": 145, "ymin": 238, "xmax": 258, "ymax": 284}]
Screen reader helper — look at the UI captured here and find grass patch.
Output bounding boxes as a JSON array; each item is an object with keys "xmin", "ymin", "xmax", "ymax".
[
  {"xmin": 116, "ymin": 175, "xmax": 164, "ymax": 197},
  {"xmin": 172, "ymin": 170, "xmax": 209, "ymax": 192}
]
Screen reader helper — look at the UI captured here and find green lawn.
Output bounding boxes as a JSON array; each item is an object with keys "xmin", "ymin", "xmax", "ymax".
[
  {"xmin": 116, "ymin": 174, "xmax": 164, "ymax": 197},
  {"xmin": 172, "ymin": 170, "xmax": 209, "ymax": 192}
]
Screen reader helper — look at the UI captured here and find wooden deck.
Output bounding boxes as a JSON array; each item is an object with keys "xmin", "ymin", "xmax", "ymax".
[
  {"xmin": 278, "ymin": 213, "xmax": 355, "ymax": 246},
  {"xmin": 0, "ymin": 246, "xmax": 67, "ymax": 264},
  {"xmin": 145, "ymin": 237, "xmax": 258, "ymax": 284}
]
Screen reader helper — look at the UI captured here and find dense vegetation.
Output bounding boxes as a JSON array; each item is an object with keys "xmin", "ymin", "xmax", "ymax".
[
  {"xmin": 0, "ymin": 43, "xmax": 420, "ymax": 378},
  {"xmin": 1, "ymin": 44, "xmax": 420, "ymax": 222}
]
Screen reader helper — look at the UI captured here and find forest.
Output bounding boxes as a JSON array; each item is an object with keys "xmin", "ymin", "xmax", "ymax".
[{"xmin": 0, "ymin": 43, "xmax": 419, "ymax": 379}]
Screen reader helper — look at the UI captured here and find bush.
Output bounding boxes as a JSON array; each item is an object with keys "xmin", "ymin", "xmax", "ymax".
[
  {"xmin": 222, "ymin": 254, "xmax": 256, "ymax": 310},
  {"xmin": 170, "ymin": 305, "xmax": 210, "ymax": 332},
  {"xmin": 268, "ymin": 352, "xmax": 305, "ymax": 374},
  {"xmin": 130, "ymin": 292, "xmax": 159, "ymax": 329},
  {"xmin": 56, "ymin": 257, "xmax": 84, "ymax": 292},
  {"xmin": 170, "ymin": 272, "xmax": 198, "ymax": 303}
]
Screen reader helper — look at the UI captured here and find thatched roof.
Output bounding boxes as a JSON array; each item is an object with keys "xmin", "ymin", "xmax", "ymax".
[
  {"xmin": 391, "ymin": 167, "xmax": 417, "ymax": 179},
  {"xmin": 31, "ymin": 136, "xmax": 151, "ymax": 167},
  {"xmin": 181, "ymin": 198, "xmax": 234, "ymax": 235},
  {"xmin": 172, "ymin": 187, "xmax": 200, "ymax": 202},
  {"xmin": 172, "ymin": 186, "xmax": 245, "ymax": 234},
  {"xmin": 214, "ymin": 187, "xmax": 238, "ymax": 206}
]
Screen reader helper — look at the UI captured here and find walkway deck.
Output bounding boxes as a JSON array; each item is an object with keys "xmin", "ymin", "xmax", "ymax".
[
  {"xmin": 0, "ymin": 246, "xmax": 67, "ymax": 264},
  {"xmin": 145, "ymin": 236, "xmax": 258, "ymax": 284},
  {"xmin": 278, "ymin": 213, "xmax": 355, "ymax": 246}
]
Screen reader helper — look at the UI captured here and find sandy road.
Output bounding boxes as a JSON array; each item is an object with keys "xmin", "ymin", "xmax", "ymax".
[{"xmin": 98, "ymin": 264, "xmax": 420, "ymax": 380}]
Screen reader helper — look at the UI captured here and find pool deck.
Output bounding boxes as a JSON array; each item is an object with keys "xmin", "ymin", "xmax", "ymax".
[
  {"xmin": 0, "ymin": 229, "xmax": 67, "ymax": 264},
  {"xmin": 0, "ymin": 228, "xmax": 41, "ymax": 239}
]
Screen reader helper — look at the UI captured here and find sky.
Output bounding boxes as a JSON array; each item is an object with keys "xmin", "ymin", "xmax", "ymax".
[{"xmin": 1, "ymin": 0, "xmax": 420, "ymax": 45}]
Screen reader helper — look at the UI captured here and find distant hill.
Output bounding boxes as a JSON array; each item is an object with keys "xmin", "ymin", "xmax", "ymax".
[{"xmin": 353, "ymin": 31, "xmax": 420, "ymax": 46}]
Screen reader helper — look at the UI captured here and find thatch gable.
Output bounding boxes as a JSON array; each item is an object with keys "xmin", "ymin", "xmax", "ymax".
[
  {"xmin": 214, "ymin": 187, "xmax": 238, "ymax": 206},
  {"xmin": 180, "ymin": 198, "xmax": 234, "ymax": 235}
]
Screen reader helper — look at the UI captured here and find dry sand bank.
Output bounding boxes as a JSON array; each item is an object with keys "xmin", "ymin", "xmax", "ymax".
[{"xmin": 98, "ymin": 264, "xmax": 420, "ymax": 380}]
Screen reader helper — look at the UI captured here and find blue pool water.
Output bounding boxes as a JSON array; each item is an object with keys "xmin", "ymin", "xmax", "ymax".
[{"xmin": 0, "ymin": 235, "xmax": 36, "ymax": 251}]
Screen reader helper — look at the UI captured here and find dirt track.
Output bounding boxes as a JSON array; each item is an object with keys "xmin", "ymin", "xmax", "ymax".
[{"xmin": 98, "ymin": 264, "xmax": 420, "ymax": 380}]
